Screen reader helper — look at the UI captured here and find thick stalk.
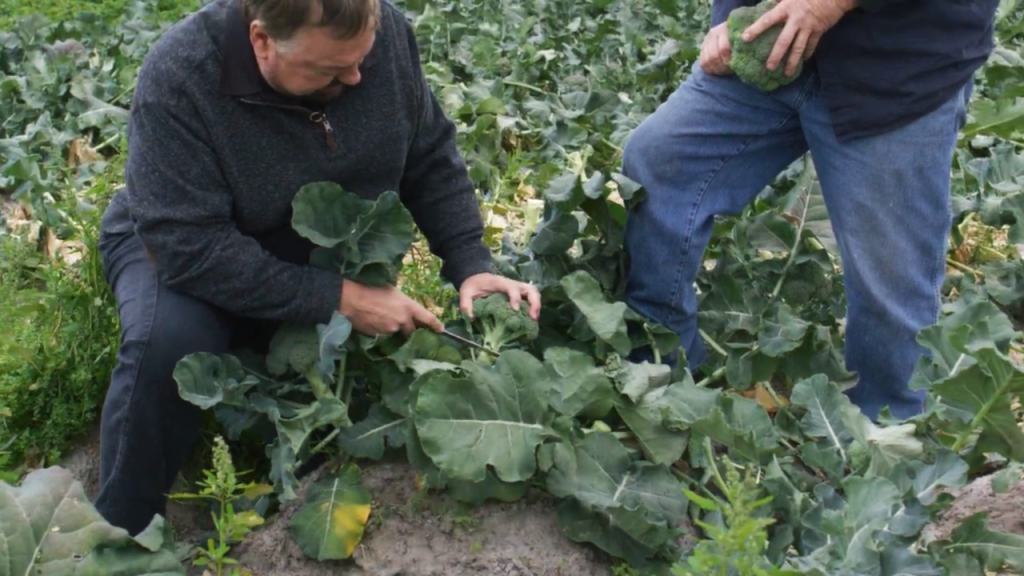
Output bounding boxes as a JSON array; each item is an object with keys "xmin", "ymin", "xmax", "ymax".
[
  {"xmin": 700, "ymin": 328, "xmax": 729, "ymax": 359},
  {"xmin": 502, "ymin": 79, "xmax": 545, "ymax": 94},
  {"xmin": 950, "ymin": 380, "xmax": 1008, "ymax": 453},
  {"xmin": 769, "ymin": 186, "xmax": 812, "ymax": 302},
  {"xmin": 310, "ymin": 428, "xmax": 341, "ymax": 455},
  {"xmin": 945, "ymin": 257, "xmax": 984, "ymax": 278}
]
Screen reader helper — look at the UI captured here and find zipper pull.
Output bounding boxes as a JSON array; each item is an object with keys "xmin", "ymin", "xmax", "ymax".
[{"xmin": 309, "ymin": 111, "xmax": 339, "ymax": 152}]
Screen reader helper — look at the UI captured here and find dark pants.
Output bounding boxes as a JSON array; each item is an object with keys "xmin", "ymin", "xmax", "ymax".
[{"xmin": 93, "ymin": 229, "xmax": 276, "ymax": 535}]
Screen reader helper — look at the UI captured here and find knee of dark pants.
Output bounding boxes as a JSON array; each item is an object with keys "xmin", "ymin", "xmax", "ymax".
[
  {"xmin": 123, "ymin": 293, "xmax": 236, "ymax": 406},
  {"xmin": 159, "ymin": 313, "xmax": 234, "ymax": 382}
]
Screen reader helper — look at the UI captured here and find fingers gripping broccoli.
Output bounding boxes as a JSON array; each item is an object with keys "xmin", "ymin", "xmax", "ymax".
[
  {"xmin": 726, "ymin": 0, "xmax": 803, "ymax": 92},
  {"xmin": 471, "ymin": 293, "xmax": 539, "ymax": 353}
]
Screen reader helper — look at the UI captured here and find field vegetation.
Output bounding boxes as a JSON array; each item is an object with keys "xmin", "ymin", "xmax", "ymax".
[{"xmin": 6, "ymin": 0, "xmax": 1024, "ymax": 574}]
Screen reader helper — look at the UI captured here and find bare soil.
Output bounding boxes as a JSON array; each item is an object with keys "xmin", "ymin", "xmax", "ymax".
[
  {"xmin": 230, "ymin": 461, "xmax": 612, "ymax": 576},
  {"xmin": 62, "ymin": 426, "xmax": 614, "ymax": 576},
  {"xmin": 924, "ymin": 469, "xmax": 1024, "ymax": 540}
]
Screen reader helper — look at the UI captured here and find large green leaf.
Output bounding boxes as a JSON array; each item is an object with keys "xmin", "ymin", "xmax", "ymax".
[
  {"xmin": 173, "ymin": 352, "xmax": 260, "ymax": 410},
  {"xmin": 413, "ymin": 350, "xmax": 559, "ymax": 483},
  {"xmin": 788, "ymin": 375, "xmax": 852, "ymax": 463},
  {"xmin": 336, "ymin": 403, "xmax": 407, "ymax": 460},
  {"xmin": 292, "ymin": 183, "xmax": 416, "ymax": 286},
  {"xmin": 542, "ymin": 346, "xmax": 619, "ymax": 418},
  {"xmin": 560, "ymin": 270, "xmax": 632, "ymax": 356},
  {"xmin": 643, "ymin": 380, "xmax": 780, "ymax": 463},
  {"xmin": 0, "ymin": 467, "xmax": 186, "ymax": 575},
  {"xmin": 543, "ymin": 431, "xmax": 688, "ymax": 566}
]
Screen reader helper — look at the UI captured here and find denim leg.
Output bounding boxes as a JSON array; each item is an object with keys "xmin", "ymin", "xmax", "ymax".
[
  {"xmin": 621, "ymin": 63, "xmax": 812, "ymax": 369},
  {"xmin": 94, "ymin": 230, "xmax": 235, "ymax": 535},
  {"xmin": 798, "ymin": 78, "xmax": 972, "ymax": 421}
]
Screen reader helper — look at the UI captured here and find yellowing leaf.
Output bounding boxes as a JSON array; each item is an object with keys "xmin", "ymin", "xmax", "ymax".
[
  {"xmin": 330, "ymin": 501, "xmax": 371, "ymax": 548},
  {"xmin": 235, "ymin": 509, "xmax": 265, "ymax": 529},
  {"xmin": 741, "ymin": 382, "xmax": 789, "ymax": 414},
  {"xmin": 243, "ymin": 483, "xmax": 275, "ymax": 500},
  {"xmin": 289, "ymin": 463, "xmax": 372, "ymax": 561}
]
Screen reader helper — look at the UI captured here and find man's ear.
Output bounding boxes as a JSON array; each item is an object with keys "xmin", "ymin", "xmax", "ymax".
[{"xmin": 249, "ymin": 20, "xmax": 273, "ymax": 61}]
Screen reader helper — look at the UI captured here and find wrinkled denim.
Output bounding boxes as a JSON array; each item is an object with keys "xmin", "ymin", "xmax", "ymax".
[
  {"xmin": 93, "ymin": 229, "xmax": 277, "ymax": 535},
  {"xmin": 621, "ymin": 63, "xmax": 972, "ymax": 421}
]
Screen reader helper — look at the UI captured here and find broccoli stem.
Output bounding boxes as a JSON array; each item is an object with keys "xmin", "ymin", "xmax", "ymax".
[
  {"xmin": 335, "ymin": 351, "xmax": 348, "ymax": 400},
  {"xmin": 769, "ymin": 158, "xmax": 814, "ymax": 303},
  {"xmin": 643, "ymin": 324, "xmax": 662, "ymax": 364},
  {"xmin": 305, "ymin": 369, "xmax": 332, "ymax": 400},
  {"xmin": 309, "ymin": 427, "xmax": 341, "ymax": 455}
]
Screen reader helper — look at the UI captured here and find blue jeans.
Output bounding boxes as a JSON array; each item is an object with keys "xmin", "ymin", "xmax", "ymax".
[
  {"xmin": 93, "ymin": 229, "xmax": 278, "ymax": 535},
  {"xmin": 621, "ymin": 63, "xmax": 971, "ymax": 421}
]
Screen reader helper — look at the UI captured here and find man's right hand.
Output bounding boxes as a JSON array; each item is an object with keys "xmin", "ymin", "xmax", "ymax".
[
  {"xmin": 339, "ymin": 279, "xmax": 443, "ymax": 337},
  {"xmin": 700, "ymin": 22, "xmax": 734, "ymax": 76}
]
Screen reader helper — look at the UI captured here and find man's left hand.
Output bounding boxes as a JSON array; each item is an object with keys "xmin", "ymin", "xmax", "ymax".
[
  {"xmin": 459, "ymin": 273, "xmax": 542, "ymax": 321},
  {"xmin": 742, "ymin": 0, "xmax": 856, "ymax": 77}
]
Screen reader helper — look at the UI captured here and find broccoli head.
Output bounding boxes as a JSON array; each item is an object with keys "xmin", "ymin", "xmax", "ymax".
[
  {"xmin": 726, "ymin": 1, "xmax": 803, "ymax": 92},
  {"xmin": 470, "ymin": 292, "xmax": 539, "ymax": 352},
  {"xmin": 266, "ymin": 322, "xmax": 320, "ymax": 377},
  {"xmin": 265, "ymin": 322, "xmax": 332, "ymax": 398},
  {"xmin": 779, "ymin": 260, "xmax": 833, "ymax": 304}
]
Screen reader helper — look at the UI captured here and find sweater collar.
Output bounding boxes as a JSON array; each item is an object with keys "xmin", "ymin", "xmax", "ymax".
[{"xmin": 219, "ymin": 1, "xmax": 272, "ymax": 97}]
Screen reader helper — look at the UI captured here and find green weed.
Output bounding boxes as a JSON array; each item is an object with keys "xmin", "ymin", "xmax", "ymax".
[
  {"xmin": 170, "ymin": 435, "xmax": 272, "ymax": 576},
  {"xmin": 0, "ymin": 161, "xmax": 121, "ymax": 471}
]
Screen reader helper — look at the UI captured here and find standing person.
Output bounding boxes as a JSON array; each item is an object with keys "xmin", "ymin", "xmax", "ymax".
[
  {"xmin": 621, "ymin": 0, "xmax": 999, "ymax": 421},
  {"xmin": 94, "ymin": 0, "xmax": 541, "ymax": 535}
]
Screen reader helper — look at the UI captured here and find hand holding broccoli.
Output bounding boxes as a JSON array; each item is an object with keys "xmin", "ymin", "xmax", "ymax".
[
  {"xmin": 736, "ymin": 0, "xmax": 856, "ymax": 79},
  {"xmin": 699, "ymin": 22, "xmax": 734, "ymax": 76},
  {"xmin": 458, "ymin": 272, "xmax": 542, "ymax": 321}
]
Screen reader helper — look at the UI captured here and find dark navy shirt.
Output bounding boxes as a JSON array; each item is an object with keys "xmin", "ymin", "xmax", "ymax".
[{"xmin": 712, "ymin": 0, "xmax": 1000, "ymax": 142}]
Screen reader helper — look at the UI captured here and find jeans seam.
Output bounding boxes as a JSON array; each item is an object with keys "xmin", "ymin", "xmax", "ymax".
[
  {"xmin": 666, "ymin": 105, "xmax": 803, "ymax": 327},
  {"xmin": 105, "ymin": 264, "xmax": 160, "ymax": 491},
  {"xmin": 929, "ymin": 86, "xmax": 968, "ymax": 321}
]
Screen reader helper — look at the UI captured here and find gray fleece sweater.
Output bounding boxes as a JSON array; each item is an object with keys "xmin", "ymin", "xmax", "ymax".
[{"xmin": 101, "ymin": 0, "xmax": 493, "ymax": 325}]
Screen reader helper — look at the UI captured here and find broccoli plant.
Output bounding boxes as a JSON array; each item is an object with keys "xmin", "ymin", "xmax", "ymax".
[
  {"xmin": 469, "ymin": 293, "xmax": 539, "ymax": 354},
  {"xmin": 726, "ymin": 0, "xmax": 802, "ymax": 92}
]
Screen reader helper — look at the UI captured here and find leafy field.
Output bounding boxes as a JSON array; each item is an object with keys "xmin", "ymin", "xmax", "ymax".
[{"xmin": 6, "ymin": 0, "xmax": 1024, "ymax": 575}]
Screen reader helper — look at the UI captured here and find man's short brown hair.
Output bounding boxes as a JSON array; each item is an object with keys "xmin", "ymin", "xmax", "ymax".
[{"xmin": 240, "ymin": 0, "xmax": 380, "ymax": 42}]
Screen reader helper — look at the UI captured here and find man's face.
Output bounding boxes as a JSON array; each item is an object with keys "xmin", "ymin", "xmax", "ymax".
[{"xmin": 250, "ymin": 20, "xmax": 376, "ymax": 102}]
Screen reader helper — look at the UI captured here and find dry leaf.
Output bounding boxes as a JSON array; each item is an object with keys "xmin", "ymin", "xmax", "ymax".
[{"xmin": 742, "ymin": 382, "xmax": 789, "ymax": 414}]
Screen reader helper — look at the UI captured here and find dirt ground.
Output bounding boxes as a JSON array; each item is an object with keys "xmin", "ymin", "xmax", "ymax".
[
  {"xmin": 924, "ymin": 469, "xmax": 1024, "ymax": 540},
  {"xmin": 62, "ymin": 426, "xmax": 614, "ymax": 576},
  {"xmin": 59, "ymin": 423, "xmax": 1024, "ymax": 576}
]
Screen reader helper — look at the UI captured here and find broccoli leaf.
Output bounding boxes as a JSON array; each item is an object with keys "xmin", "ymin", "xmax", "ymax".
[
  {"xmin": 336, "ymin": 403, "xmax": 408, "ymax": 460},
  {"xmin": 544, "ymin": 431, "xmax": 689, "ymax": 566},
  {"xmin": 0, "ymin": 467, "xmax": 186, "ymax": 575},
  {"xmin": 289, "ymin": 462, "xmax": 372, "ymax": 561},
  {"xmin": 560, "ymin": 270, "xmax": 632, "ymax": 356},
  {"xmin": 413, "ymin": 350, "xmax": 560, "ymax": 483},
  {"xmin": 291, "ymin": 182, "xmax": 416, "ymax": 286}
]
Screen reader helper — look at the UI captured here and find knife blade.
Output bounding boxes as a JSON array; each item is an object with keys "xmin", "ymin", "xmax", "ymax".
[{"xmin": 441, "ymin": 329, "xmax": 499, "ymax": 357}]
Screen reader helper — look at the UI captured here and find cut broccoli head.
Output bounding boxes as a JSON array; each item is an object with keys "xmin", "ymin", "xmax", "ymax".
[
  {"xmin": 726, "ymin": 0, "xmax": 803, "ymax": 92},
  {"xmin": 471, "ymin": 292, "xmax": 539, "ymax": 352}
]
